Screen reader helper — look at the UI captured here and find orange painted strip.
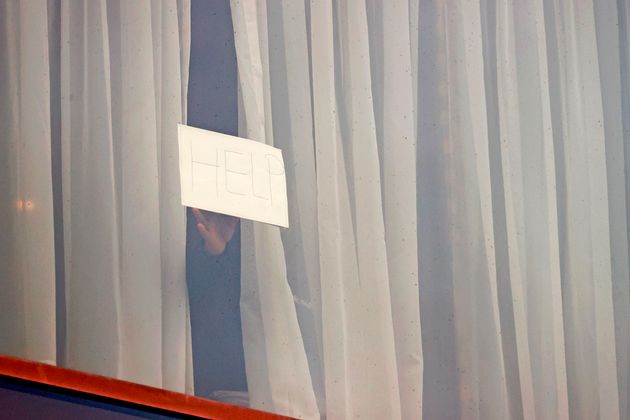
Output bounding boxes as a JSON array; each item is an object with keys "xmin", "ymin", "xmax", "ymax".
[{"xmin": 0, "ymin": 354, "xmax": 294, "ymax": 420}]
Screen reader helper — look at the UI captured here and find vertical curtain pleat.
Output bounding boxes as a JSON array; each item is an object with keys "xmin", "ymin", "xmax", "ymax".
[
  {"xmin": 231, "ymin": 1, "xmax": 320, "ymax": 418},
  {"xmin": 0, "ymin": 0, "xmax": 56, "ymax": 365},
  {"xmin": 438, "ymin": 1, "xmax": 510, "ymax": 418},
  {"xmin": 155, "ymin": 0, "xmax": 193, "ymax": 393},
  {"xmin": 416, "ymin": 0, "xmax": 460, "ymax": 417},
  {"xmin": 117, "ymin": 0, "xmax": 163, "ymax": 386},
  {"xmin": 264, "ymin": 0, "xmax": 326, "ymax": 413},
  {"xmin": 61, "ymin": 0, "xmax": 121, "ymax": 378},
  {"xmin": 310, "ymin": 1, "xmax": 359, "ymax": 418},
  {"xmin": 617, "ymin": 1, "xmax": 630, "ymax": 417},
  {"xmin": 366, "ymin": 0, "xmax": 422, "ymax": 418},
  {"xmin": 336, "ymin": 1, "xmax": 402, "ymax": 418},
  {"xmin": 592, "ymin": 2, "xmax": 630, "ymax": 419},
  {"xmin": 495, "ymin": 1, "xmax": 570, "ymax": 419},
  {"xmin": 547, "ymin": 0, "xmax": 621, "ymax": 418}
]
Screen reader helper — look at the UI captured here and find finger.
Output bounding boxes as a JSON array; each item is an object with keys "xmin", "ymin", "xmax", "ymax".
[
  {"xmin": 191, "ymin": 208, "xmax": 208, "ymax": 227},
  {"xmin": 197, "ymin": 222, "xmax": 227, "ymax": 255}
]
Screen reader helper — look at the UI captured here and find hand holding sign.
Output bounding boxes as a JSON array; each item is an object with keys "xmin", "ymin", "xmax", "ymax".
[
  {"xmin": 178, "ymin": 125, "xmax": 289, "ymax": 244},
  {"xmin": 191, "ymin": 208, "xmax": 238, "ymax": 255}
]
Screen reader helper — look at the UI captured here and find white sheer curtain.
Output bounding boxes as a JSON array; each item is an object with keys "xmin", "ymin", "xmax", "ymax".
[
  {"xmin": 0, "ymin": 0, "xmax": 56, "ymax": 367},
  {"xmin": 231, "ymin": 0, "xmax": 630, "ymax": 419},
  {"xmin": 0, "ymin": 0, "xmax": 193, "ymax": 393}
]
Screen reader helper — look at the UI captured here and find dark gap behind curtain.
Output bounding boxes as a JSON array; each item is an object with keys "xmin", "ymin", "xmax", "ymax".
[{"xmin": 186, "ymin": 0, "xmax": 247, "ymax": 397}]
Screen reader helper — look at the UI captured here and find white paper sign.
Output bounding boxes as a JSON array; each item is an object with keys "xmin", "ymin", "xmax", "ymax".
[{"xmin": 178, "ymin": 124, "xmax": 289, "ymax": 227}]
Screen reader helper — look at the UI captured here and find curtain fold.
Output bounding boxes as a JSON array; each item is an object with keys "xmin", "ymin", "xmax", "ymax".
[
  {"xmin": 0, "ymin": 0, "xmax": 192, "ymax": 394},
  {"xmin": 231, "ymin": 1, "xmax": 320, "ymax": 418},
  {"xmin": 545, "ymin": 0, "xmax": 623, "ymax": 418},
  {"xmin": 365, "ymin": 1, "xmax": 423, "ymax": 417},
  {"xmin": 232, "ymin": 0, "xmax": 630, "ymax": 419},
  {"xmin": 0, "ymin": 0, "xmax": 56, "ymax": 366},
  {"xmin": 494, "ymin": 1, "xmax": 569, "ymax": 418}
]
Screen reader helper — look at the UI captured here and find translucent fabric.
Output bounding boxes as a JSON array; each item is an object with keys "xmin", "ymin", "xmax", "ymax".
[
  {"xmin": 231, "ymin": 0, "xmax": 630, "ymax": 419},
  {"xmin": 0, "ymin": 0, "xmax": 193, "ymax": 393},
  {"xmin": 0, "ymin": 0, "xmax": 57, "ymax": 366}
]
